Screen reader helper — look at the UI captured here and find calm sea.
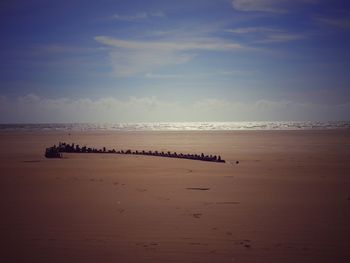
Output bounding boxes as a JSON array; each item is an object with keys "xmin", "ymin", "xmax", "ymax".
[{"xmin": 0, "ymin": 121, "xmax": 349, "ymax": 131}]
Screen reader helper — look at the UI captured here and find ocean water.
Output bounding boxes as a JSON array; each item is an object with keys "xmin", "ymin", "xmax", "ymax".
[{"xmin": 0, "ymin": 121, "xmax": 349, "ymax": 131}]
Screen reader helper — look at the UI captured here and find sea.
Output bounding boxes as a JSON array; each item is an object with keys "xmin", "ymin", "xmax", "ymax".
[{"xmin": 0, "ymin": 121, "xmax": 349, "ymax": 131}]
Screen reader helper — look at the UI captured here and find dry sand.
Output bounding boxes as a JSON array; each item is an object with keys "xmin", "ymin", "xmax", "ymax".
[{"xmin": 1, "ymin": 130, "xmax": 350, "ymax": 262}]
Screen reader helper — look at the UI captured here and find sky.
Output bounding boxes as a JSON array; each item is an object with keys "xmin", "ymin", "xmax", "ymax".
[{"xmin": 0, "ymin": 0, "xmax": 350, "ymax": 123}]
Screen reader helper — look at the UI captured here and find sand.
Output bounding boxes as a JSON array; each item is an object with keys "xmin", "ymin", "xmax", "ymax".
[{"xmin": 1, "ymin": 130, "xmax": 350, "ymax": 262}]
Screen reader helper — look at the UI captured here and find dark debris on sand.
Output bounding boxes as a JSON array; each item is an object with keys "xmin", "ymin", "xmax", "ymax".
[
  {"xmin": 186, "ymin": 187, "xmax": 210, "ymax": 191},
  {"xmin": 44, "ymin": 142, "xmax": 226, "ymax": 163}
]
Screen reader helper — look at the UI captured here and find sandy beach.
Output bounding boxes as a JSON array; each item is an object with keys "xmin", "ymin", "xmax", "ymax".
[{"xmin": 1, "ymin": 130, "xmax": 350, "ymax": 262}]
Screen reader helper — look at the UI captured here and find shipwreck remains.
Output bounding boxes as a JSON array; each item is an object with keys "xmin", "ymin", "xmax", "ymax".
[
  {"xmin": 45, "ymin": 146, "xmax": 63, "ymax": 158},
  {"xmin": 45, "ymin": 142, "xmax": 226, "ymax": 163}
]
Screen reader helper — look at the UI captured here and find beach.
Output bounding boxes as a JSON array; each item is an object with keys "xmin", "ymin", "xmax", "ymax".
[{"xmin": 1, "ymin": 130, "xmax": 350, "ymax": 262}]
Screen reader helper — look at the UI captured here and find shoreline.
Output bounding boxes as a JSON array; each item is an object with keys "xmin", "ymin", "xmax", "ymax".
[{"xmin": 1, "ymin": 128, "xmax": 350, "ymax": 134}]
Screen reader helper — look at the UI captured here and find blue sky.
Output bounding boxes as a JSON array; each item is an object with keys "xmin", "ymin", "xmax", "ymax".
[{"xmin": 0, "ymin": 0, "xmax": 350, "ymax": 122}]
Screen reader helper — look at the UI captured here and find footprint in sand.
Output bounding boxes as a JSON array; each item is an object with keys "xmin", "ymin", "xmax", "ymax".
[
  {"xmin": 136, "ymin": 242, "xmax": 159, "ymax": 249},
  {"xmin": 204, "ymin": 201, "xmax": 240, "ymax": 205},
  {"xmin": 155, "ymin": 196, "xmax": 170, "ymax": 201},
  {"xmin": 188, "ymin": 242, "xmax": 208, "ymax": 246},
  {"xmin": 216, "ymin": 202, "xmax": 240, "ymax": 205},
  {"xmin": 192, "ymin": 213, "xmax": 202, "ymax": 219},
  {"xmin": 239, "ymin": 239, "xmax": 251, "ymax": 248}
]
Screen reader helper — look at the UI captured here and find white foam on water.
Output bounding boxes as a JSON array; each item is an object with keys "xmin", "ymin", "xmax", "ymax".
[{"xmin": 1, "ymin": 121, "xmax": 350, "ymax": 131}]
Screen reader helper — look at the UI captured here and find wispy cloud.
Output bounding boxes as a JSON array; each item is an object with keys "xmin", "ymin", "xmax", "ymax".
[
  {"xmin": 225, "ymin": 27, "xmax": 280, "ymax": 34},
  {"xmin": 94, "ymin": 36, "xmax": 245, "ymax": 77},
  {"xmin": 145, "ymin": 73, "xmax": 184, "ymax": 79},
  {"xmin": 94, "ymin": 36, "xmax": 243, "ymax": 52},
  {"xmin": 256, "ymin": 33, "xmax": 305, "ymax": 43},
  {"xmin": 112, "ymin": 11, "xmax": 165, "ymax": 21},
  {"xmin": 226, "ymin": 27, "xmax": 305, "ymax": 43},
  {"xmin": 144, "ymin": 21, "xmax": 229, "ymax": 40},
  {"xmin": 231, "ymin": 0, "xmax": 318, "ymax": 13},
  {"xmin": 232, "ymin": 0, "xmax": 289, "ymax": 13},
  {"xmin": 315, "ymin": 16, "xmax": 350, "ymax": 30},
  {"xmin": 145, "ymin": 70, "xmax": 257, "ymax": 79},
  {"xmin": 108, "ymin": 50, "xmax": 194, "ymax": 77},
  {"xmin": 219, "ymin": 70, "xmax": 258, "ymax": 76}
]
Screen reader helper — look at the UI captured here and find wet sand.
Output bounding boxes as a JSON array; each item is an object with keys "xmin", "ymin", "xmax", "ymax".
[{"xmin": 1, "ymin": 130, "xmax": 350, "ymax": 262}]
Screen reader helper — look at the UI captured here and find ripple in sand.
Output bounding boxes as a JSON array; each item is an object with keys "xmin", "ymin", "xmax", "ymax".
[
  {"xmin": 216, "ymin": 201, "xmax": 240, "ymax": 205},
  {"xmin": 188, "ymin": 242, "xmax": 208, "ymax": 246},
  {"xmin": 203, "ymin": 201, "xmax": 240, "ymax": 205},
  {"xmin": 186, "ymin": 187, "xmax": 210, "ymax": 191},
  {"xmin": 192, "ymin": 213, "xmax": 202, "ymax": 219},
  {"xmin": 238, "ymin": 239, "xmax": 252, "ymax": 248}
]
